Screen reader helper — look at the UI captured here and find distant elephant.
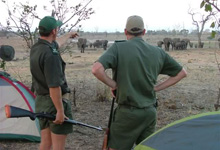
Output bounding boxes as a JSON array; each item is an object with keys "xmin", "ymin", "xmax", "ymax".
[
  {"xmin": 200, "ymin": 42, "xmax": 204, "ymax": 48},
  {"xmin": 102, "ymin": 40, "xmax": 108, "ymax": 50},
  {"xmin": 218, "ymin": 38, "xmax": 220, "ymax": 48},
  {"xmin": 197, "ymin": 42, "xmax": 204, "ymax": 48},
  {"xmin": 174, "ymin": 41, "xmax": 182, "ymax": 50},
  {"xmin": 163, "ymin": 38, "xmax": 172, "ymax": 51},
  {"xmin": 77, "ymin": 38, "xmax": 87, "ymax": 53},
  {"xmin": 195, "ymin": 44, "xmax": 198, "ymax": 48},
  {"xmin": 157, "ymin": 41, "xmax": 164, "ymax": 48},
  {"xmin": 182, "ymin": 38, "xmax": 190, "ymax": 49},
  {"xmin": 175, "ymin": 41, "xmax": 187, "ymax": 50},
  {"xmin": 189, "ymin": 42, "xmax": 193, "ymax": 48},
  {"xmin": 172, "ymin": 38, "xmax": 180, "ymax": 50},
  {"xmin": 93, "ymin": 40, "xmax": 108, "ymax": 50},
  {"xmin": 93, "ymin": 40, "xmax": 102, "ymax": 48},
  {"xmin": 89, "ymin": 43, "xmax": 93, "ymax": 48}
]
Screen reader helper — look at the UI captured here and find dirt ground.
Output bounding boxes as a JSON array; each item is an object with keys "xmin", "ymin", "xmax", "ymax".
[{"xmin": 0, "ymin": 36, "xmax": 220, "ymax": 150}]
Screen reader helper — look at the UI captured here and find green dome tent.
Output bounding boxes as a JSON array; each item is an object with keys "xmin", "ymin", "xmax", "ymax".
[{"xmin": 135, "ymin": 111, "xmax": 220, "ymax": 150}]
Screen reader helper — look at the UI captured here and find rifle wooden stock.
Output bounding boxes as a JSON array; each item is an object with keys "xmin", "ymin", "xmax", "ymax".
[
  {"xmin": 102, "ymin": 97, "xmax": 115, "ymax": 150},
  {"xmin": 102, "ymin": 128, "xmax": 109, "ymax": 150},
  {"xmin": 5, "ymin": 105, "xmax": 103, "ymax": 131}
]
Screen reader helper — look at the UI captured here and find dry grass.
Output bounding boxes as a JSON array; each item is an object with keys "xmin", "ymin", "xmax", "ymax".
[{"xmin": 0, "ymin": 35, "xmax": 220, "ymax": 150}]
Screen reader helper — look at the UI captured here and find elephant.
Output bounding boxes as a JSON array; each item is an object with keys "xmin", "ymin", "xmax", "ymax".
[
  {"xmin": 77, "ymin": 38, "xmax": 87, "ymax": 53},
  {"xmin": 163, "ymin": 38, "xmax": 172, "ymax": 51},
  {"xmin": 93, "ymin": 40, "xmax": 108, "ymax": 50},
  {"xmin": 195, "ymin": 44, "xmax": 198, "ymax": 48},
  {"xmin": 189, "ymin": 42, "xmax": 193, "ymax": 48},
  {"xmin": 200, "ymin": 42, "xmax": 204, "ymax": 48},
  {"xmin": 182, "ymin": 38, "xmax": 190, "ymax": 49},
  {"xmin": 93, "ymin": 40, "xmax": 102, "ymax": 48},
  {"xmin": 172, "ymin": 38, "xmax": 180, "ymax": 50},
  {"xmin": 102, "ymin": 40, "xmax": 108, "ymax": 50},
  {"xmin": 157, "ymin": 41, "xmax": 164, "ymax": 48},
  {"xmin": 89, "ymin": 43, "xmax": 93, "ymax": 48},
  {"xmin": 175, "ymin": 41, "xmax": 187, "ymax": 50}
]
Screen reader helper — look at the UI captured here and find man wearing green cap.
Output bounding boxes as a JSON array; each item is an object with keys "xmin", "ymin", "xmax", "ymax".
[
  {"xmin": 30, "ymin": 16, "xmax": 78, "ymax": 150},
  {"xmin": 92, "ymin": 15, "xmax": 187, "ymax": 150}
]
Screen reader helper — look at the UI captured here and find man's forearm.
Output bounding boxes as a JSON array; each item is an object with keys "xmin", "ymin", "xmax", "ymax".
[
  {"xmin": 49, "ymin": 86, "xmax": 64, "ymax": 112},
  {"xmin": 96, "ymin": 71, "xmax": 117, "ymax": 88},
  {"xmin": 57, "ymin": 32, "xmax": 78, "ymax": 47},
  {"xmin": 92, "ymin": 62, "xmax": 117, "ymax": 88},
  {"xmin": 155, "ymin": 68, "xmax": 187, "ymax": 92}
]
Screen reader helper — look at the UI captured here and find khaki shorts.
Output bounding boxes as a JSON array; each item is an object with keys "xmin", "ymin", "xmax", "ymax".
[
  {"xmin": 35, "ymin": 95, "xmax": 73, "ymax": 135},
  {"xmin": 108, "ymin": 105, "xmax": 156, "ymax": 150}
]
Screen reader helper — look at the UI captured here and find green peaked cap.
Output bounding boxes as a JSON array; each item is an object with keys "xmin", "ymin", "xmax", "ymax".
[{"xmin": 39, "ymin": 16, "xmax": 62, "ymax": 33}]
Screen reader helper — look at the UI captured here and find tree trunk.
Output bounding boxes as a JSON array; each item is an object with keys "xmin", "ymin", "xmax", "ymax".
[{"xmin": 198, "ymin": 33, "xmax": 202, "ymax": 48}]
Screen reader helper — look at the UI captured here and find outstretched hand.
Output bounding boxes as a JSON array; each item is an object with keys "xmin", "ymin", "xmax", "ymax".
[
  {"xmin": 57, "ymin": 31, "xmax": 79, "ymax": 47},
  {"xmin": 69, "ymin": 32, "xmax": 78, "ymax": 38}
]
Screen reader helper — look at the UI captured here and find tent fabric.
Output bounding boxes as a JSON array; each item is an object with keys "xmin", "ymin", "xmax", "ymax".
[
  {"xmin": 135, "ymin": 111, "xmax": 220, "ymax": 150},
  {"xmin": 0, "ymin": 71, "xmax": 40, "ymax": 142}
]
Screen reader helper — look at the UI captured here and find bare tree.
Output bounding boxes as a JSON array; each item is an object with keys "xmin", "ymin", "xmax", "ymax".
[
  {"xmin": 50, "ymin": 0, "xmax": 94, "ymax": 33},
  {"xmin": 0, "ymin": 1, "xmax": 39, "ymax": 49},
  {"xmin": 188, "ymin": 8, "xmax": 217, "ymax": 48},
  {"xmin": 200, "ymin": 0, "xmax": 220, "ymax": 110},
  {"xmin": 0, "ymin": 0, "xmax": 94, "ymax": 50}
]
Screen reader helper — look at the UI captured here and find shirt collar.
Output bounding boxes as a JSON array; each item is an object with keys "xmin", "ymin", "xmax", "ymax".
[
  {"xmin": 129, "ymin": 36, "xmax": 143, "ymax": 41},
  {"xmin": 38, "ymin": 38, "xmax": 53, "ymax": 46}
]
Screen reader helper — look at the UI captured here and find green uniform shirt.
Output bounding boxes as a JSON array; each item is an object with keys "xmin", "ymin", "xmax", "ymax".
[
  {"xmin": 30, "ymin": 38, "xmax": 70, "ymax": 95},
  {"xmin": 98, "ymin": 37, "xmax": 182, "ymax": 108}
]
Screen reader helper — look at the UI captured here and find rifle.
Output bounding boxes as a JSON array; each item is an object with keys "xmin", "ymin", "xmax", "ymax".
[
  {"xmin": 5, "ymin": 105, "xmax": 102, "ymax": 131},
  {"xmin": 102, "ymin": 97, "xmax": 115, "ymax": 150}
]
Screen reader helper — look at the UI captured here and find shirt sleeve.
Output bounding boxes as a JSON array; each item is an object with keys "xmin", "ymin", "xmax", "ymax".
[
  {"xmin": 98, "ymin": 43, "xmax": 118, "ymax": 69},
  {"xmin": 160, "ymin": 52, "xmax": 183, "ymax": 77},
  {"xmin": 44, "ymin": 53, "xmax": 64, "ymax": 87}
]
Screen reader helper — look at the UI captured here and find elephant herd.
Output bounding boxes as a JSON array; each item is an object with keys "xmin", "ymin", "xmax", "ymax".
[
  {"xmin": 77, "ymin": 37, "xmax": 220, "ymax": 53},
  {"xmin": 157, "ymin": 38, "xmax": 192, "ymax": 51},
  {"xmin": 92, "ymin": 40, "xmax": 108, "ymax": 50},
  {"xmin": 77, "ymin": 38, "xmax": 108, "ymax": 53}
]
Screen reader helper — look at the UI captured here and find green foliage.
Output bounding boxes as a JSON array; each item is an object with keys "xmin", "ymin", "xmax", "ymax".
[
  {"xmin": 205, "ymin": 4, "xmax": 212, "ymax": 12},
  {"xmin": 210, "ymin": 22, "xmax": 217, "ymax": 38},
  {"xmin": 200, "ymin": 1, "xmax": 205, "ymax": 8},
  {"xmin": 211, "ymin": 31, "xmax": 216, "ymax": 38},
  {"xmin": 210, "ymin": 22, "xmax": 215, "ymax": 28},
  {"xmin": 200, "ymin": 0, "xmax": 219, "ymax": 38}
]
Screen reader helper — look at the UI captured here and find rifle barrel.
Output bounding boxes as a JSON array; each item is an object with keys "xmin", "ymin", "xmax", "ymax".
[{"xmin": 65, "ymin": 119, "xmax": 103, "ymax": 131}]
